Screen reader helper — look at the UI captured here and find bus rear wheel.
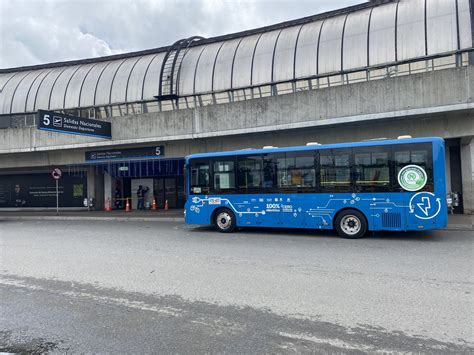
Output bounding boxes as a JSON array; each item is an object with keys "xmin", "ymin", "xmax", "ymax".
[
  {"xmin": 335, "ymin": 209, "xmax": 367, "ymax": 239},
  {"xmin": 214, "ymin": 208, "xmax": 236, "ymax": 233}
]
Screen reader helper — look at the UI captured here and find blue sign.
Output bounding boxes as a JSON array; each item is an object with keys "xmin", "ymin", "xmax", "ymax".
[{"xmin": 37, "ymin": 110, "xmax": 111, "ymax": 139}]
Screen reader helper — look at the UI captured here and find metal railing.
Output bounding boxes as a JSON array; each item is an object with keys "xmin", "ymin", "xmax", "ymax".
[{"xmin": 0, "ymin": 52, "xmax": 470, "ymax": 130}]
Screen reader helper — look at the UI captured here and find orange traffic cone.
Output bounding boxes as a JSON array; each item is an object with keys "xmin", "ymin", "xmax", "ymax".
[
  {"xmin": 151, "ymin": 197, "xmax": 157, "ymax": 210},
  {"xmin": 125, "ymin": 198, "xmax": 131, "ymax": 212},
  {"xmin": 164, "ymin": 199, "xmax": 169, "ymax": 210}
]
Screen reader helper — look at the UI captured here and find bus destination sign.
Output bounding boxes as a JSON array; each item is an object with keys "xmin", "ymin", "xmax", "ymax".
[{"xmin": 37, "ymin": 110, "xmax": 111, "ymax": 139}]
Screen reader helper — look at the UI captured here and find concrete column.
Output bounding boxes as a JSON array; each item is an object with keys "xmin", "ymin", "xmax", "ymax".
[
  {"xmin": 460, "ymin": 137, "xmax": 474, "ymax": 214},
  {"xmin": 445, "ymin": 144, "xmax": 451, "ymax": 193},
  {"xmin": 104, "ymin": 172, "xmax": 113, "ymax": 210},
  {"xmin": 86, "ymin": 167, "xmax": 95, "ymax": 209},
  {"xmin": 87, "ymin": 167, "xmax": 104, "ymax": 210}
]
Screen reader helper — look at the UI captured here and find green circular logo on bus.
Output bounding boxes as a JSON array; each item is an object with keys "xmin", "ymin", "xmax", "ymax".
[{"xmin": 398, "ymin": 165, "xmax": 427, "ymax": 191}]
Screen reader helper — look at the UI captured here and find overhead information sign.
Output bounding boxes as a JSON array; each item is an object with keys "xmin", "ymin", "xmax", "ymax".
[
  {"xmin": 85, "ymin": 146, "xmax": 164, "ymax": 161},
  {"xmin": 37, "ymin": 110, "xmax": 111, "ymax": 139}
]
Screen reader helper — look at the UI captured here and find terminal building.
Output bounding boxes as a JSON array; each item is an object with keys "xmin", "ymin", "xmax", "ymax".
[{"xmin": 0, "ymin": 0, "xmax": 473, "ymax": 213}]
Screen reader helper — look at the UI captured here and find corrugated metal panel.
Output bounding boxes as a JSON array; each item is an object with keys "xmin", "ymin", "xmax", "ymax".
[
  {"xmin": 79, "ymin": 62, "xmax": 109, "ymax": 107},
  {"xmin": 126, "ymin": 55, "xmax": 156, "ymax": 102},
  {"xmin": 318, "ymin": 15, "xmax": 346, "ymax": 74},
  {"xmin": 295, "ymin": 21, "xmax": 322, "ymax": 78},
  {"xmin": 25, "ymin": 69, "xmax": 53, "ymax": 112},
  {"xmin": 273, "ymin": 25, "xmax": 301, "ymax": 82},
  {"xmin": 397, "ymin": 0, "xmax": 426, "ymax": 60},
  {"xmin": 427, "ymin": 0, "xmax": 457, "ymax": 55},
  {"xmin": 110, "ymin": 57, "xmax": 142, "ymax": 104},
  {"xmin": 142, "ymin": 52, "xmax": 166, "ymax": 100},
  {"xmin": 343, "ymin": 9, "xmax": 371, "ymax": 70},
  {"xmin": 94, "ymin": 59, "xmax": 126, "ymax": 105},
  {"xmin": 10, "ymin": 70, "xmax": 44, "ymax": 114},
  {"xmin": 252, "ymin": 30, "xmax": 280, "ymax": 85},
  {"xmin": 33, "ymin": 67, "xmax": 65, "ymax": 110},
  {"xmin": 0, "ymin": 0, "xmax": 470, "ymax": 115},
  {"xmin": 0, "ymin": 72, "xmax": 17, "ymax": 92},
  {"xmin": 49, "ymin": 66, "xmax": 80, "ymax": 110},
  {"xmin": 232, "ymin": 34, "xmax": 261, "ymax": 89},
  {"xmin": 64, "ymin": 64, "xmax": 95, "ymax": 109},
  {"xmin": 213, "ymin": 38, "xmax": 241, "ymax": 92},
  {"xmin": 177, "ymin": 46, "xmax": 204, "ymax": 96},
  {"xmin": 458, "ymin": 0, "xmax": 473, "ymax": 49},
  {"xmin": 368, "ymin": 2, "xmax": 397, "ymax": 66},
  {"xmin": 194, "ymin": 42, "xmax": 223, "ymax": 94},
  {"xmin": 0, "ymin": 71, "xmax": 30, "ymax": 114}
]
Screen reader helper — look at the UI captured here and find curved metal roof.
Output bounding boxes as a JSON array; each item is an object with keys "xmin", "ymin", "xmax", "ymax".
[{"xmin": 0, "ymin": 0, "xmax": 472, "ymax": 115}]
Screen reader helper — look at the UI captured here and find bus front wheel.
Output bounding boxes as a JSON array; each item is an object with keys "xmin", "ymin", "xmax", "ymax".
[
  {"xmin": 334, "ymin": 209, "xmax": 367, "ymax": 239},
  {"xmin": 213, "ymin": 208, "xmax": 236, "ymax": 233}
]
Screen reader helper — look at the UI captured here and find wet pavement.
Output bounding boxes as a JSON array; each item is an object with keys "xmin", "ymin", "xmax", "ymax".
[{"xmin": 0, "ymin": 220, "xmax": 473, "ymax": 352}]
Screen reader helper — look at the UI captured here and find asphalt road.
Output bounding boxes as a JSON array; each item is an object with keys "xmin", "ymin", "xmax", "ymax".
[{"xmin": 0, "ymin": 220, "xmax": 473, "ymax": 353}]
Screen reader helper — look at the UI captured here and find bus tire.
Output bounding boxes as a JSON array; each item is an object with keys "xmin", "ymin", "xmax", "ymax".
[
  {"xmin": 334, "ymin": 209, "xmax": 367, "ymax": 239},
  {"xmin": 213, "ymin": 208, "xmax": 236, "ymax": 233}
]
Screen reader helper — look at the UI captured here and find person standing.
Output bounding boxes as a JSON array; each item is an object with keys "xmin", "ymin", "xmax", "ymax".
[{"xmin": 136, "ymin": 185, "xmax": 149, "ymax": 210}]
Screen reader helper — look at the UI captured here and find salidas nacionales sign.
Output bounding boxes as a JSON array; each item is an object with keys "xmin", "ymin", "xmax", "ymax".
[{"xmin": 37, "ymin": 110, "xmax": 111, "ymax": 139}]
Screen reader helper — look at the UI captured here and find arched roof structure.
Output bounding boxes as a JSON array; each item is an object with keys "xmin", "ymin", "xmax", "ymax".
[{"xmin": 0, "ymin": 0, "xmax": 472, "ymax": 115}]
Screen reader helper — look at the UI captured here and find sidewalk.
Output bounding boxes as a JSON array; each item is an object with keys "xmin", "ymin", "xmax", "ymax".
[
  {"xmin": 0, "ymin": 210, "xmax": 472, "ymax": 231},
  {"xmin": 0, "ymin": 209, "xmax": 184, "ymax": 223},
  {"xmin": 446, "ymin": 214, "xmax": 474, "ymax": 231}
]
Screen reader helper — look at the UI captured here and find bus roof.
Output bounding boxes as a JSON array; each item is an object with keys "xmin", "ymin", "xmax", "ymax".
[{"xmin": 185, "ymin": 136, "xmax": 444, "ymax": 161}]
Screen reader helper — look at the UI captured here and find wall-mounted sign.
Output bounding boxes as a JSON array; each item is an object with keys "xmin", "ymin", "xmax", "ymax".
[
  {"xmin": 85, "ymin": 146, "xmax": 164, "ymax": 162},
  {"xmin": 0, "ymin": 173, "xmax": 87, "ymax": 208},
  {"xmin": 37, "ymin": 110, "xmax": 111, "ymax": 139}
]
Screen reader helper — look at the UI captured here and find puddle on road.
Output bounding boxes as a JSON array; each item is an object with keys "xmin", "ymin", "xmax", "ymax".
[{"xmin": 0, "ymin": 331, "xmax": 63, "ymax": 354}]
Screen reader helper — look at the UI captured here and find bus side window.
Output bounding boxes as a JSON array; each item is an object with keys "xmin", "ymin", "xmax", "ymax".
[
  {"xmin": 189, "ymin": 159, "xmax": 210, "ymax": 194},
  {"xmin": 392, "ymin": 143, "xmax": 433, "ymax": 192},
  {"xmin": 263, "ymin": 153, "xmax": 282, "ymax": 190},
  {"xmin": 237, "ymin": 155, "xmax": 263, "ymax": 193},
  {"xmin": 320, "ymin": 149, "xmax": 351, "ymax": 193},
  {"xmin": 280, "ymin": 151, "xmax": 316, "ymax": 193},
  {"xmin": 353, "ymin": 146, "xmax": 390, "ymax": 192},
  {"xmin": 213, "ymin": 159, "xmax": 236, "ymax": 193}
]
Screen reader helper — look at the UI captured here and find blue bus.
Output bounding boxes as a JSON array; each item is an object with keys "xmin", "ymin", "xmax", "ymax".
[{"xmin": 184, "ymin": 137, "xmax": 447, "ymax": 238}]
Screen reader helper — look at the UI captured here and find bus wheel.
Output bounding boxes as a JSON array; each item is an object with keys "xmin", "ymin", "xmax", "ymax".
[
  {"xmin": 214, "ymin": 208, "xmax": 236, "ymax": 233},
  {"xmin": 335, "ymin": 209, "xmax": 367, "ymax": 239}
]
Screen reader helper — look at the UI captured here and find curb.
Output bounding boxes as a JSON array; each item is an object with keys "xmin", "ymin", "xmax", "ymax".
[
  {"xmin": 443, "ymin": 225, "xmax": 474, "ymax": 232},
  {"xmin": 0, "ymin": 216, "xmax": 472, "ymax": 231},
  {"xmin": 0, "ymin": 216, "xmax": 184, "ymax": 223}
]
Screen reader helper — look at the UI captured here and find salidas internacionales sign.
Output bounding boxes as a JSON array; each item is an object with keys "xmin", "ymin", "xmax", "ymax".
[{"xmin": 37, "ymin": 110, "xmax": 111, "ymax": 139}]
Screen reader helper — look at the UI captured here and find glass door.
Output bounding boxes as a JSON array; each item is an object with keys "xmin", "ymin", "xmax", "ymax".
[
  {"xmin": 153, "ymin": 178, "xmax": 165, "ymax": 208},
  {"xmin": 164, "ymin": 177, "xmax": 177, "ymax": 208}
]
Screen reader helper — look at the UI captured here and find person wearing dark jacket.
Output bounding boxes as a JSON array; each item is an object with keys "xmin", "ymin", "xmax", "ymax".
[{"xmin": 136, "ymin": 185, "xmax": 149, "ymax": 210}]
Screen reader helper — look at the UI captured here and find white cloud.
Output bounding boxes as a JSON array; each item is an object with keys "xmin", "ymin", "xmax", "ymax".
[{"xmin": 0, "ymin": 0, "xmax": 364, "ymax": 68}]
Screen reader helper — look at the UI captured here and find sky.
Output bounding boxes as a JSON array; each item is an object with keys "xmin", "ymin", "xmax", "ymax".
[{"xmin": 0, "ymin": 0, "xmax": 364, "ymax": 69}]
